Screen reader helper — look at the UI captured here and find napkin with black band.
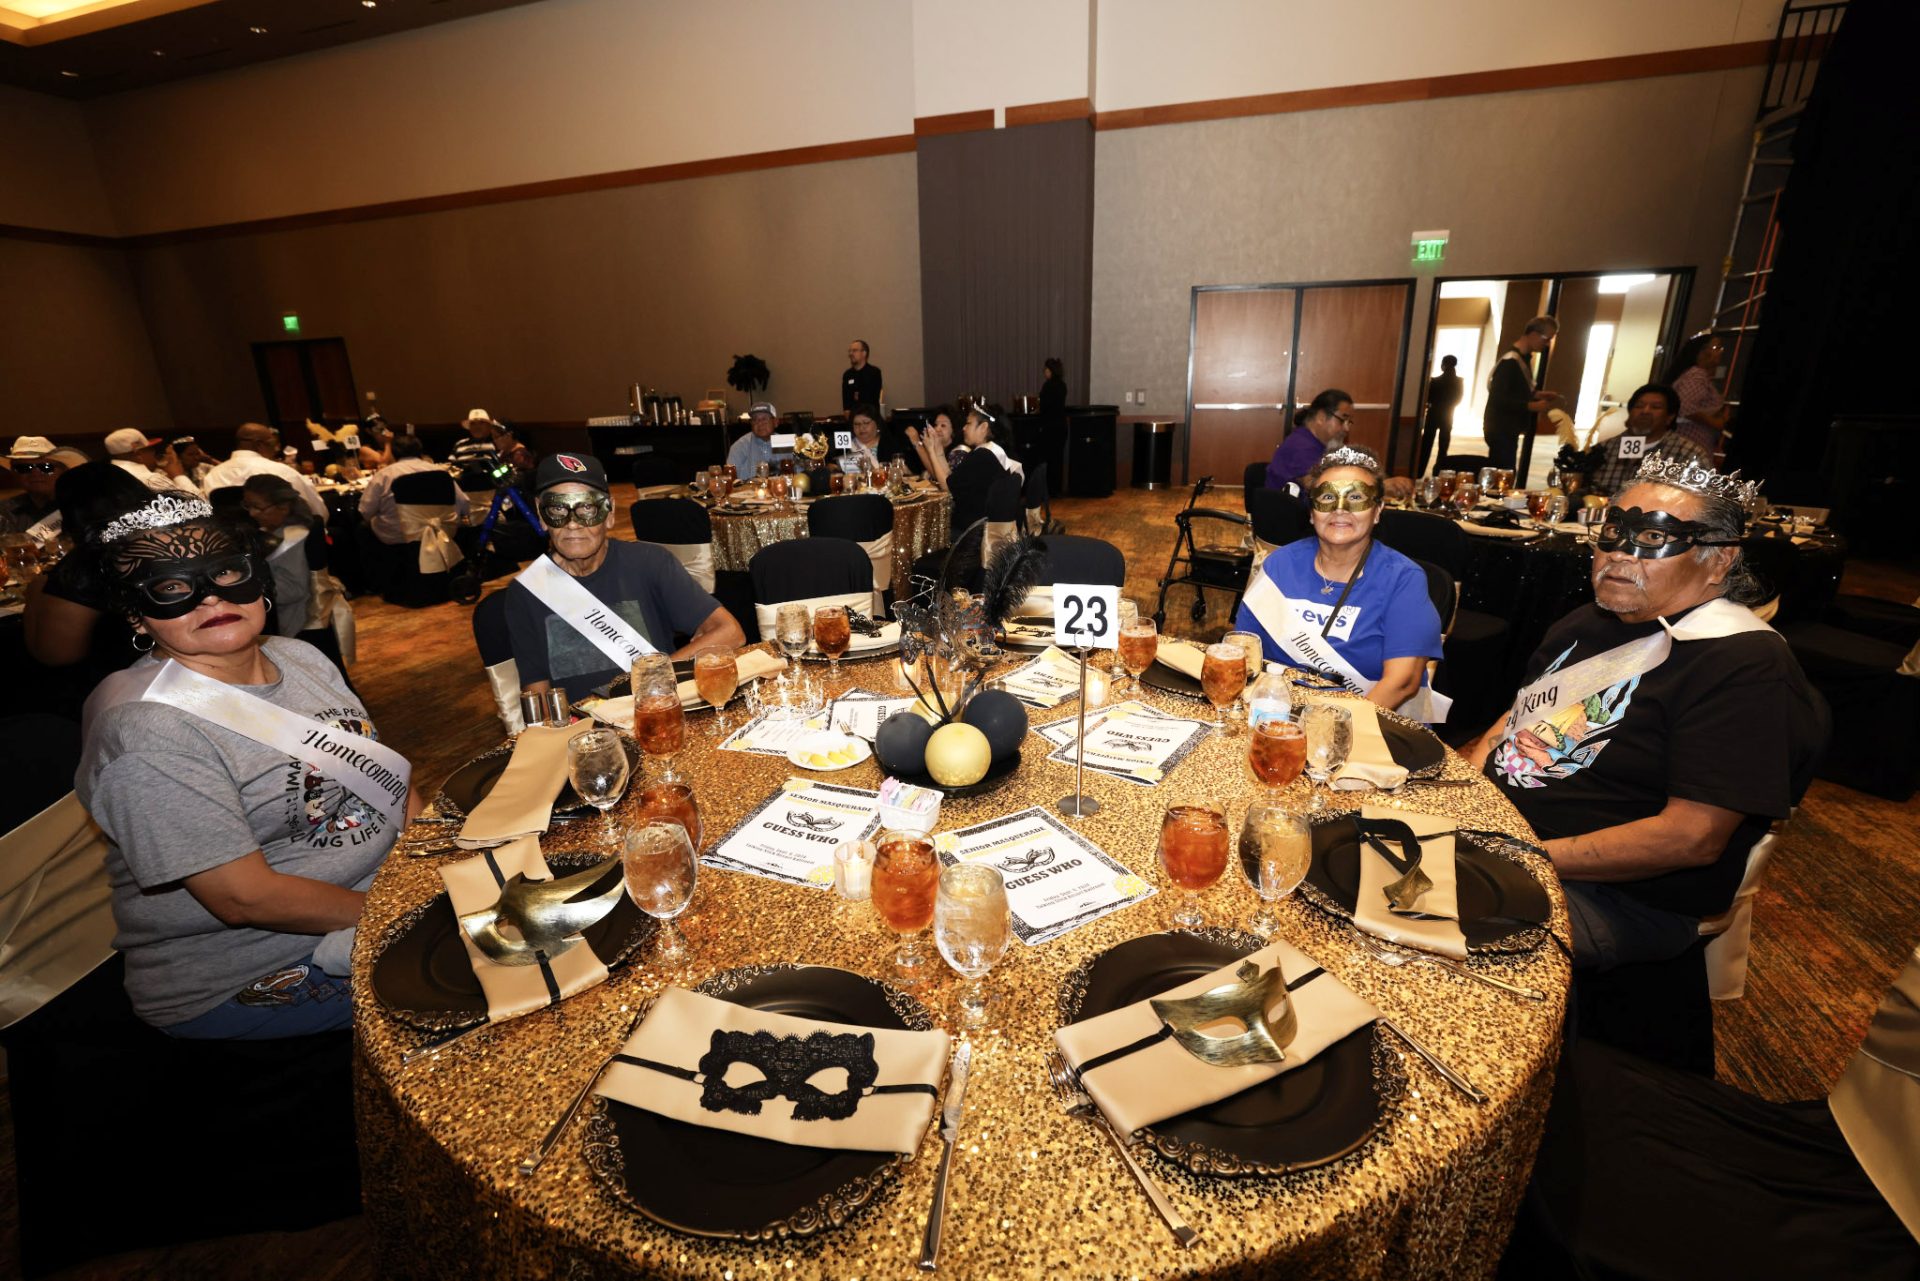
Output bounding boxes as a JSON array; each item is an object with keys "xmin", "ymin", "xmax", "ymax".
[
  {"xmin": 1330, "ymin": 702, "xmax": 1410, "ymax": 791},
  {"xmin": 437, "ymin": 835, "xmax": 610, "ymax": 1020},
  {"xmin": 1053, "ymin": 940, "xmax": 1376, "ymax": 1136},
  {"xmin": 1352, "ymin": 805, "xmax": 1467, "ymax": 960},
  {"xmin": 597, "ymin": 986, "xmax": 950, "ymax": 1154},
  {"xmin": 455, "ymin": 722, "xmax": 596, "ymax": 849}
]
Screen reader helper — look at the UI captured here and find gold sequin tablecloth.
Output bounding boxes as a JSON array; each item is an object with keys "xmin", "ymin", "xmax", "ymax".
[
  {"xmin": 354, "ymin": 662, "xmax": 1569, "ymax": 1280},
  {"xmin": 708, "ymin": 492, "xmax": 953, "ymax": 599}
]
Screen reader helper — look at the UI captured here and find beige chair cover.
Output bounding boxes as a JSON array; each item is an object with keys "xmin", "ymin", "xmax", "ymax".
[
  {"xmin": 644, "ymin": 540, "xmax": 715, "ymax": 594},
  {"xmin": 396, "ymin": 503, "xmax": 466, "ymax": 573},
  {"xmin": 983, "ymin": 520, "xmax": 1018, "ymax": 568},
  {"xmin": 1828, "ymin": 943, "xmax": 1920, "ymax": 1245},
  {"xmin": 1699, "ymin": 824, "xmax": 1781, "ymax": 1001},
  {"xmin": 855, "ymin": 531, "xmax": 892, "ymax": 615},
  {"xmin": 485, "ymin": 657, "xmax": 525, "ymax": 736},
  {"xmin": 753, "ymin": 590, "xmax": 873, "ymax": 641},
  {"xmin": 0, "ymin": 794, "xmax": 116, "ymax": 1029}
]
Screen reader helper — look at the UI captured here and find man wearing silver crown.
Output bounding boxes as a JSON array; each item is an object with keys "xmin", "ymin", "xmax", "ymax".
[{"xmin": 1466, "ymin": 457, "xmax": 1826, "ymax": 970}]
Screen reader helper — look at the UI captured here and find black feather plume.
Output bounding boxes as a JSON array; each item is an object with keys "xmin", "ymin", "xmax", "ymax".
[
  {"xmin": 935, "ymin": 519, "xmax": 987, "ymax": 599},
  {"xmin": 981, "ymin": 533, "xmax": 1049, "ymax": 629}
]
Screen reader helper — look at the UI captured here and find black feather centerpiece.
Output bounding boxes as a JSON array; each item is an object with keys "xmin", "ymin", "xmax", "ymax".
[
  {"xmin": 981, "ymin": 533, "xmax": 1048, "ymax": 630},
  {"xmin": 891, "ymin": 519, "xmax": 1036, "ymax": 725}
]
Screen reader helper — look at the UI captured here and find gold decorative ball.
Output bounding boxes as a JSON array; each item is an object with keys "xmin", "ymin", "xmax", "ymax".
[{"xmin": 924, "ymin": 722, "xmax": 992, "ymax": 787}]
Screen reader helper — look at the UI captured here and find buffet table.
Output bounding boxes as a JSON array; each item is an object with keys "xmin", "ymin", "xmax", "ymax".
[{"xmin": 354, "ymin": 649, "xmax": 1570, "ymax": 1280}]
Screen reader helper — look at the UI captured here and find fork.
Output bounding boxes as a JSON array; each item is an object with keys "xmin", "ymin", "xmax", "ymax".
[
  {"xmin": 1046, "ymin": 1051, "xmax": 1200, "ymax": 1248},
  {"xmin": 1356, "ymin": 933, "xmax": 1546, "ymax": 1001}
]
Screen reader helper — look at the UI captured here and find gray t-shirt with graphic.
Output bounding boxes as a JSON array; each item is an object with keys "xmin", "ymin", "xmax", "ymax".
[{"xmin": 76, "ymin": 638, "xmax": 399, "ymax": 1027}]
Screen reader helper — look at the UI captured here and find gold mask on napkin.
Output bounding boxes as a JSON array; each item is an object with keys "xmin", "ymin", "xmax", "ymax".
[
  {"xmin": 457, "ymin": 857, "xmax": 625, "ymax": 966},
  {"xmin": 1149, "ymin": 958, "xmax": 1299, "ymax": 1068}
]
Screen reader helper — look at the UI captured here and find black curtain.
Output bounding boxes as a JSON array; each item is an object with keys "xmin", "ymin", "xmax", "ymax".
[
  {"xmin": 1730, "ymin": 0, "xmax": 1920, "ymax": 506},
  {"xmin": 916, "ymin": 119, "xmax": 1094, "ymax": 410}
]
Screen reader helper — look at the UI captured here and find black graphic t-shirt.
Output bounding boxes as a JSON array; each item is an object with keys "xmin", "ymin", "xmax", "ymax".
[{"xmin": 1485, "ymin": 603, "xmax": 1826, "ymax": 917}]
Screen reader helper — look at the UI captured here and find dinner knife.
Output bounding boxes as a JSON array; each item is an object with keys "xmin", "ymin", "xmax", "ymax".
[{"xmin": 918, "ymin": 1041, "xmax": 973, "ymax": 1270}]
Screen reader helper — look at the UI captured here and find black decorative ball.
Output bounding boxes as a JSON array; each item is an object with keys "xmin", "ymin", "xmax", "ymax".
[
  {"xmin": 875, "ymin": 710, "xmax": 934, "ymax": 775},
  {"xmin": 962, "ymin": 689, "xmax": 1029, "ymax": 761}
]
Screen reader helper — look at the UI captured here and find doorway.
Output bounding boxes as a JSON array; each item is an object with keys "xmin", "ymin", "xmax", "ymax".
[
  {"xmin": 1186, "ymin": 279, "xmax": 1415, "ymax": 487},
  {"xmin": 253, "ymin": 338, "xmax": 360, "ymax": 432}
]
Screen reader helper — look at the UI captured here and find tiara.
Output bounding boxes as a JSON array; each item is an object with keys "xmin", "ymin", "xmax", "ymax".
[
  {"xmin": 1319, "ymin": 445, "xmax": 1379, "ymax": 471},
  {"xmin": 1632, "ymin": 456, "xmax": 1763, "ymax": 506},
  {"xmin": 95, "ymin": 492, "xmax": 213, "ymax": 544}
]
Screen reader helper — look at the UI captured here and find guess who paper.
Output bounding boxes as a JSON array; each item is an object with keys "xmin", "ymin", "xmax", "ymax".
[
  {"xmin": 706, "ymin": 778, "xmax": 881, "ymax": 888},
  {"xmin": 934, "ymin": 807, "xmax": 1153, "ymax": 944}
]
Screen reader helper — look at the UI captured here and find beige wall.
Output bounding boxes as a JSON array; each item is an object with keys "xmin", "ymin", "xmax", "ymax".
[
  {"xmin": 1089, "ymin": 66, "xmax": 1763, "ymax": 433},
  {"xmin": 912, "ymin": 0, "xmax": 1091, "ymax": 118},
  {"xmin": 0, "ymin": 85, "xmax": 118, "ymax": 235},
  {"xmin": 129, "ymin": 150, "xmax": 924, "ymax": 429},
  {"xmin": 0, "ymin": 238, "xmax": 172, "ymax": 439}
]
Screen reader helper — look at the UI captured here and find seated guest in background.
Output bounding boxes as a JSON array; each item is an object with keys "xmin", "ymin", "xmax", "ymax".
[
  {"xmin": 905, "ymin": 406, "xmax": 961, "ymax": 490},
  {"xmin": 75, "ymin": 490, "xmax": 415, "ymax": 1036},
  {"xmin": 1265, "ymin": 388, "xmax": 1353, "ymax": 493},
  {"xmin": 105, "ymin": 428, "xmax": 201, "ymax": 496},
  {"xmin": 1236, "ymin": 445, "xmax": 1444, "ymax": 716},
  {"xmin": 358, "ymin": 433, "xmax": 467, "ymax": 545},
  {"xmin": 727, "ymin": 402, "xmax": 779, "ymax": 477},
  {"xmin": 843, "ymin": 404, "xmax": 888, "ymax": 470},
  {"xmin": 450, "ymin": 408, "xmax": 501, "ymax": 476},
  {"xmin": 2, "ymin": 437, "xmax": 88, "ymax": 534},
  {"xmin": 505, "ymin": 452, "xmax": 744, "ymax": 703},
  {"xmin": 242, "ymin": 474, "xmax": 352, "ymax": 679},
  {"xmin": 23, "ymin": 463, "xmax": 149, "ymax": 669},
  {"xmin": 946, "ymin": 404, "xmax": 1023, "ymax": 537},
  {"xmin": 842, "ymin": 338, "xmax": 882, "ymax": 412},
  {"xmin": 1464, "ymin": 459, "xmax": 1826, "ymax": 970},
  {"xmin": 171, "ymin": 436, "xmax": 219, "ymax": 488},
  {"xmin": 356, "ymin": 416, "xmax": 395, "ymax": 472},
  {"xmin": 1587, "ymin": 383, "xmax": 1710, "ymax": 496},
  {"xmin": 200, "ymin": 422, "xmax": 328, "ymax": 519}
]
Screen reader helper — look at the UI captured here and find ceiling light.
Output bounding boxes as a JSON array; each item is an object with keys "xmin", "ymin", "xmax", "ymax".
[
  {"xmin": 361, "ymin": 1, "xmax": 376, "ymax": 7},
  {"xmin": 249, "ymin": 24, "xmax": 267, "ymax": 33},
  {"xmin": 1596, "ymin": 273, "xmax": 1657, "ymax": 294},
  {"xmin": 151, "ymin": 48, "xmax": 165, "ymax": 56},
  {"xmin": 59, "ymin": 69, "xmax": 78, "ymax": 77}
]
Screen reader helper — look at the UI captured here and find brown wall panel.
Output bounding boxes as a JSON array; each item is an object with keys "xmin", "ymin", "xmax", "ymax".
[
  {"xmin": 1191, "ymin": 289, "xmax": 1293, "ymax": 405},
  {"xmin": 1295, "ymin": 284, "xmax": 1408, "ymax": 409},
  {"xmin": 1189, "ymin": 407, "xmax": 1285, "ymax": 485}
]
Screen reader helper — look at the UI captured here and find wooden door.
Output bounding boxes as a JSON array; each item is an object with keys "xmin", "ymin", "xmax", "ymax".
[
  {"xmin": 1294, "ymin": 283, "xmax": 1410, "ymax": 460},
  {"xmin": 1188, "ymin": 289, "xmax": 1294, "ymax": 486},
  {"xmin": 255, "ymin": 343, "xmax": 313, "ymax": 429}
]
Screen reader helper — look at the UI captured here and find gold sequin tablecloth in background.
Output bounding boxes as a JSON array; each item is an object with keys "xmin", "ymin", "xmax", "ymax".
[
  {"xmin": 354, "ymin": 661, "xmax": 1570, "ymax": 1280},
  {"xmin": 708, "ymin": 492, "xmax": 953, "ymax": 600}
]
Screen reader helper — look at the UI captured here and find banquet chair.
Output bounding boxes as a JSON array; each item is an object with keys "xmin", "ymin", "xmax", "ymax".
[
  {"xmin": 1504, "ymin": 941, "xmax": 1920, "ymax": 1281},
  {"xmin": 1242, "ymin": 461, "xmax": 1268, "ymax": 507},
  {"xmin": 0, "ymin": 793, "xmax": 116, "ymax": 1033},
  {"xmin": 1375, "ymin": 509, "xmax": 1511, "ymax": 738},
  {"xmin": 807, "ymin": 494, "xmax": 893, "ymax": 615},
  {"xmin": 207, "ymin": 484, "xmax": 247, "ymax": 521},
  {"xmin": 1696, "ymin": 819, "xmax": 1785, "ymax": 1001},
  {"xmin": 380, "ymin": 469, "xmax": 466, "ymax": 608},
  {"xmin": 1781, "ymin": 620, "xmax": 1919, "ymax": 800},
  {"xmin": 471, "ymin": 588, "xmax": 523, "ymax": 736},
  {"xmin": 1246, "ymin": 485, "xmax": 1311, "ymax": 551},
  {"xmin": 1006, "ymin": 534, "xmax": 1127, "ymax": 622},
  {"xmin": 984, "ymin": 471, "xmax": 1024, "ymax": 564},
  {"xmin": 631, "ymin": 497, "xmax": 716, "ymax": 593},
  {"xmin": 748, "ymin": 537, "xmax": 877, "ymax": 637},
  {"xmin": 1023, "ymin": 462, "xmax": 1062, "ymax": 536}
]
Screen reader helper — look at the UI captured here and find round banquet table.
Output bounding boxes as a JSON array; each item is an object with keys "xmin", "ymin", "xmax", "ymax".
[
  {"xmin": 353, "ymin": 655, "xmax": 1571, "ymax": 1280},
  {"xmin": 706, "ymin": 489, "xmax": 953, "ymax": 600}
]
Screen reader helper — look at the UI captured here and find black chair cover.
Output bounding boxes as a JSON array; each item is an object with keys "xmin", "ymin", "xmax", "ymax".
[
  {"xmin": 389, "ymin": 469, "xmax": 459, "ymax": 505},
  {"xmin": 1024, "ymin": 462, "xmax": 1059, "ymax": 535},
  {"xmin": 1783, "ymin": 620, "xmax": 1918, "ymax": 800},
  {"xmin": 630, "ymin": 497, "xmax": 713, "ymax": 545},
  {"xmin": 1378, "ymin": 509, "xmax": 1511, "ymax": 738},
  {"xmin": 985, "ymin": 472, "xmax": 1023, "ymax": 523},
  {"xmin": 1035, "ymin": 534, "xmax": 1125, "ymax": 588},
  {"xmin": 749, "ymin": 537, "xmax": 872, "ymax": 606},
  {"xmin": 471, "ymin": 588, "xmax": 514, "ymax": 667},
  {"xmin": 806, "ymin": 494, "xmax": 892, "ymax": 543},
  {"xmin": 1242, "ymin": 460, "xmax": 1268, "ymax": 503},
  {"xmin": 1247, "ymin": 487, "xmax": 1311, "ymax": 546},
  {"xmin": 1412, "ymin": 558, "xmax": 1457, "ymax": 632},
  {"xmin": 1826, "ymin": 593, "xmax": 1920, "ymax": 647}
]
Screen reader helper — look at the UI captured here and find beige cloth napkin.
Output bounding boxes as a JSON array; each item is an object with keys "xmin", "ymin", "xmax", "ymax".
[
  {"xmin": 597, "ymin": 985, "xmax": 950, "ymax": 1154},
  {"xmin": 1155, "ymin": 637, "xmax": 1207, "ymax": 680},
  {"xmin": 455, "ymin": 722, "xmax": 596, "ymax": 849},
  {"xmin": 1330, "ymin": 703, "xmax": 1409, "ymax": 790},
  {"xmin": 1458, "ymin": 520, "xmax": 1537, "ymax": 540},
  {"xmin": 1053, "ymin": 940, "xmax": 1377, "ymax": 1136},
  {"xmin": 437, "ymin": 836, "xmax": 610, "ymax": 1021},
  {"xmin": 1353, "ymin": 805, "xmax": 1467, "ymax": 960}
]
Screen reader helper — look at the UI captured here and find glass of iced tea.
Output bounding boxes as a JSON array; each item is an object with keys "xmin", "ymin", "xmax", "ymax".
[
  {"xmin": 1240, "ymin": 802, "xmax": 1311, "ymax": 937},
  {"xmin": 1201, "ymin": 643, "xmax": 1248, "ymax": 731},
  {"xmin": 1157, "ymin": 798, "xmax": 1229, "ymax": 928},
  {"xmin": 1223, "ymin": 629, "xmax": 1263, "ymax": 728},
  {"xmin": 1526, "ymin": 490, "xmax": 1550, "ymax": 521},
  {"xmin": 638, "ymin": 780, "xmax": 702, "ymax": 851},
  {"xmin": 872, "ymin": 828, "xmax": 940, "ymax": 984},
  {"xmin": 1494, "ymin": 468, "xmax": 1515, "ymax": 496},
  {"xmin": 722, "ymin": 463, "xmax": 738, "ymax": 483},
  {"xmin": 830, "ymin": 470, "xmax": 846, "ymax": 494},
  {"xmin": 631, "ymin": 658, "xmax": 687, "ymax": 781},
  {"xmin": 623, "ymin": 820, "xmax": 697, "ymax": 966},
  {"xmin": 693, "ymin": 645, "xmax": 740, "ymax": 729},
  {"xmin": 1116, "ymin": 615, "xmax": 1159, "ymax": 692},
  {"xmin": 1248, "ymin": 717, "xmax": 1307, "ymax": 792},
  {"xmin": 713, "ymin": 472, "xmax": 734, "ymax": 505},
  {"xmin": 1434, "ymin": 471, "xmax": 1458, "ymax": 503},
  {"xmin": 872, "ymin": 464, "xmax": 889, "ymax": 490},
  {"xmin": 813, "ymin": 605, "xmax": 851, "ymax": 676}
]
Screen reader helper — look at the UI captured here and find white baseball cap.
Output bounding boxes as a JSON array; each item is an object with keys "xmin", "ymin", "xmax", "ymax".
[
  {"xmin": 104, "ymin": 428, "xmax": 162, "ymax": 457},
  {"xmin": 749, "ymin": 402, "xmax": 778, "ymax": 419},
  {"xmin": 7, "ymin": 435, "xmax": 55, "ymax": 460}
]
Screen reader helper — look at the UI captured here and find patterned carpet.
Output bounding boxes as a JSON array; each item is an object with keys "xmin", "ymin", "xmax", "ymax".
[{"xmin": 3, "ymin": 484, "xmax": 1914, "ymax": 1278}]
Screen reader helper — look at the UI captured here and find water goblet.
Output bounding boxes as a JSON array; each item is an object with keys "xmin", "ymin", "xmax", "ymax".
[
  {"xmin": 566, "ymin": 728, "xmax": 630, "ymax": 855},
  {"xmin": 775, "ymin": 603, "xmax": 812, "ymax": 664},
  {"xmin": 872, "ymin": 828, "xmax": 940, "ymax": 985},
  {"xmin": 1157, "ymin": 797, "xmax": 1229, "ymax": 929},
  {"xmin": 693, "ymin": 644, "xmax": 740, "ymax": 730},
  {"xmin": 1223, "ymin": 628, "xmax": 1264, "ymax": 728},
  {"xmin": 1240, "ymin": 803, "xmax": 1311, "ymax": 937},
  {"xmin": 934, "ymin": 863, "xmax": 1011, "ymax": 1029},
  {"xmin": 638, "ymin": 779, "xmax": 702, "ymax": 851},
  {"xmin": 631, "ymin": 656, "xmax": 687, "ymax": 782},
  {"xmin": 1247, "ymin": 716, "xmax": 1307, "ymax": 793},
  {"xmin": 623, "ymin": 820, "xmax": 697, "ymax": 966},
  {"xmin": 1300, "ymin": 703, "xmax": 1352, "ymax": 811}
]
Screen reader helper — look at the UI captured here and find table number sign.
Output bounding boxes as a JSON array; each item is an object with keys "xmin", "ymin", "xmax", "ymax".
[
  {"xmin": 834, "ymin": 431, "xmax": 853, "ymax": 450},
  {"xmin": 934, "ymin": 807, "xmax": 1153, "ymax": 944},
  {"xmin": 1616, "ymin": 435, "xmax": 1647, "ymax": 460},
  {"xmin": 1053, "ymin": 583, "xmax": 1120, "ymax": 649}
]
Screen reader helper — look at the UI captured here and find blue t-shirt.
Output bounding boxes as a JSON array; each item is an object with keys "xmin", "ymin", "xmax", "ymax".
[{"xmin": 1234, "ymin": 539, "xmax": 1442, "ymax": 684}]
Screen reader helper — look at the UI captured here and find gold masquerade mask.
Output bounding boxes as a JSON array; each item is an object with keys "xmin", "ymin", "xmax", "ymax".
[
  {"xmin": 1310, "ymin": 481, "xmax": 1381, "ymax": 513},
  {"xmin": 457, "ymin": 858, "xmax": 626, "ymax": 965},
  {"xmin": 1149, "ymin": 958, "xmax": 1300, "ymax": 1067}
]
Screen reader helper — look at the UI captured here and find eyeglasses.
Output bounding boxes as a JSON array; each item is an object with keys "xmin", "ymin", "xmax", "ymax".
[
  {"xmin": 1310, "ymin": 481, "xmax": 1381, "ymax": 513},
  {"xmin": 539, "ymin": 495, "xmax": 612, "ymax": 528},
  {"xmin": 1331, "ymin": 413, "xmax": 1354, "ymax": 428},
  {"xmin": 9, "ymin": 461, "xmax": 62, "ymax": 475}
]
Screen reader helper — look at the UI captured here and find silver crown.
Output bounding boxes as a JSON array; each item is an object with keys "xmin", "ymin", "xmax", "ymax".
[
  {"xmin": 95, "ymin": 492, "xmax": 214, "ymax": 544},
  {"xmin": 1319, "ymin": 445, "xmax": 1380, "ymax": 472},
  {"xmin": 1631, "ymin": 456, "xmax": 1763, "ymax": 506}
]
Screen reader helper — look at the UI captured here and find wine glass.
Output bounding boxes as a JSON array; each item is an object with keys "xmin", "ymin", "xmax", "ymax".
[
  {"xmin": 566, "ymin": 728, "xmax": 630, "ymax": 854},
  {"xmin": 1300, "ymin": 703, "xmax": 1352, "ymax": 811},
  {"xmin": 638, "ymin": 778, "xmax": 702, "ymax": 851},
  {"xmin": 813, "ymin": 605, "xmax": 851, "ymax": 677},
  {"xmin": 693, "ymin": 645, "xmax": 740, "ymax": 730},
  {"xmin": 872, "ymin": 828, "xmax": 940, "ymax": 985},
  {"xmin": 623, "ymin": 820, "xmax": 697, "ymax": 966},
  {"xmin": 775, "ymin": 603, "xmax": 812, "ymax": 665},
  {"xmin": 1116, "ymin": 613, "xmax": 1158, "ymax": 694},
  {"xmin": 1201, "ymin": 643, "xmax": 1248, "ymax": 732},
  {"xmin": 934, "ymin": 863, "xmax": 1011, "ymax": 1030},
  {"xmin": 1109, "ymin": 598, "xmax": 1141, "ymax": 685},
  {"xmin": 1156, "ymin": 797, "xmax": 1229, "ymax": 929},
  {"xmin": 1241, "ymin": 803, "xmax": 1311, "ymax": 938},
  {"xmin": 630, "ymin": 656, "xmax": 687, "ymax": 782}
]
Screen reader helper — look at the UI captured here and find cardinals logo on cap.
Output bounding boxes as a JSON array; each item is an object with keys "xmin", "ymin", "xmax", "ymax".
[{"xmin": 558, "ymin": 454, "xmax": 587, "ymax": 473}]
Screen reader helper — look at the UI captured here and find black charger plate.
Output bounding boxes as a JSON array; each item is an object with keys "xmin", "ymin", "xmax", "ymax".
[
  {"xmin": 370, "ymin": 857, "xmax": 651, "ymax": 1031},
  {"xmin": 583, "ymin": 965, "xmax": 934, "ymax": 1239},
  {"xmin": 1298, "ymin": 812, "xmax": 1552, "ymax": 950},
  {"xmin": 433, "ymin": 736, "xmax": 640, "ymax": 821},
  {"xmin": 1060, "ymin": 931, "xmax": 1392, "ymax": 1177}
]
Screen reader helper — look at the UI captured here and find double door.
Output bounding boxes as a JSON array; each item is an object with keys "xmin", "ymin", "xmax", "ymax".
[{"xmin": 1186, "ymin": 280, "xmax": 1413, "ymax": 485}]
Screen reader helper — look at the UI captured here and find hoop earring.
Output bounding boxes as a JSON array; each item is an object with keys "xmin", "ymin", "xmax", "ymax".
[
  {"xmin": 266, "ymin": 596, "xmax": 275, "ymax": 614},
  {"xmin": 131, "ymin": 632, "xmax": 155, "ymax": 654}
]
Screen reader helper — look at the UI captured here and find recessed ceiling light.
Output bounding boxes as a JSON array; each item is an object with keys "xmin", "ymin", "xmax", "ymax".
[
  {"xmin": 361, "ymin": 1, "xmax": 376, "ymax": 7},
  {"xmin": 59, "ymin": 69, "xmax": 79, "ymax": 77},
  {"xmin": 151, "ymin": 48, "xmax": 165, "ymax": 57},
  {"xmin": 249, "ymin": 24, "xmax": 267, "ymax": 33}
]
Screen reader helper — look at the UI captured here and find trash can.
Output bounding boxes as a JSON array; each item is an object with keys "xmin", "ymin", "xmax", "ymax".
[
  {"xmin": 1132, "ymin": 420, "xmax": 1177, "ymax": 490},
  {"xmin": 1064, "ymin": 406, "xmax": 1118, "ymax": 497}
]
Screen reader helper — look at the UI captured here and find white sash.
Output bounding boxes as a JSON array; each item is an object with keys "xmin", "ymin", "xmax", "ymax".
[
  {"xmin": 140, "ymin": 659, "xmax": 411, "ymax": 828},
  {"xmin": 1242, "ymin": 572, "xmax": 1448, "ymax": 721},
  {"xmin": 1498, "ymin": 597, "xmax": 1777, "ymax": 739},
  {"xmin": 515, "ymin": 555, "xmax": 661, "ymax": 669}
]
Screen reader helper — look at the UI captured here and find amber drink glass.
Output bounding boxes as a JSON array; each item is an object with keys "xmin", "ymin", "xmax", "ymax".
[
  {"xmin": 1157, "ymin": 799, "xmax": 1229, "ymax": 929},
  {"xmin": 872, "ymin": 828, "xmax": 939, "ymax": 984}
]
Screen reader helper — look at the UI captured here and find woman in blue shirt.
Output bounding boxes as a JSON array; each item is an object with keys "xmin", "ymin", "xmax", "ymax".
[{"xmin": 1235, "ymin": 445, "xmax": 1443, "ymax": 714}]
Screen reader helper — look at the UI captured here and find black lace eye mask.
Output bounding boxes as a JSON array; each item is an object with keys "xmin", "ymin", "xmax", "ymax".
[{"xmin": 616, "ymin": 1027, "xmax": 937, "ymax": 1123}]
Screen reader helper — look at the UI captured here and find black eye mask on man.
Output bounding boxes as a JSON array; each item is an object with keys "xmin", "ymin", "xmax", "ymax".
[{"xmin": 1593, "ymin": 506, "xmax": 1743, "ymax": 560}]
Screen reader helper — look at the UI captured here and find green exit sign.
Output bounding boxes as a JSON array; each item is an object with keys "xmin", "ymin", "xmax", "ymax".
[
  {"xmin": 1411, "ymin": 229, "xmax": 1449, "ymax": 265},
  {"xmin": 281, "ymin": 313, "xmax": 301, "ymax": 335}
]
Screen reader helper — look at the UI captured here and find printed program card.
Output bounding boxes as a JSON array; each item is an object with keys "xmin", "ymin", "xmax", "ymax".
[
  {"xmin": 934, "ymin": 807, "xmax": 1153, "ymax": 944},
  {"xmin": 1034, "ymin": 700, "xmax": 1211, "ymax": 786},
  {"xmin": 717, "ymin": 712, "xmax": 829, "ymax": 757},
  {"xmin": 705, "ymin": 778, "xmax": 882, "ymax": 888},
  {"xmin": 997, "ymin": 646, "xmax": 1101, "ymax": 709},
  {"xmin": 827, "ymin": 691, "xmax": 919, "ymax": 740}
]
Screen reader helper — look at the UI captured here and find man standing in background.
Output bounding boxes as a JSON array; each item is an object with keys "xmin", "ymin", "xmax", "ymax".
[
  {"xmin": 842, "ymin": 340, "xmax": 882, "ymax": 413},
  {"xmin": 1484, "ymin": 317, "xmax": 1562, "ymax": 474},
  {"xmin": 1416, "ymin": 355, "xmax": 1464, "ymax": 477}
]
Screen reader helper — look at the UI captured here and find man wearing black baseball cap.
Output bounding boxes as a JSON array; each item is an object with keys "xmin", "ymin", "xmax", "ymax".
[{"xmin": 503, "ymin": 451, "xmax": 744, "ymax": 702}]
